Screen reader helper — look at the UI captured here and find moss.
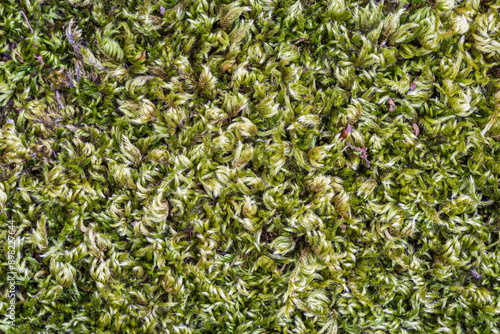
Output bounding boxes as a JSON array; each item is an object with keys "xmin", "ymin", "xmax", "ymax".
[{"xmin": 1, "ymin": 0, "xmax": 500, "ymax": 333}]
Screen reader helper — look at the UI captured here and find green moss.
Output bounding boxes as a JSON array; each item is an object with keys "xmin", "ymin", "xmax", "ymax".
[{"xmin": 1, "ymin": 0, "xmax": 500, "ymax": 333}]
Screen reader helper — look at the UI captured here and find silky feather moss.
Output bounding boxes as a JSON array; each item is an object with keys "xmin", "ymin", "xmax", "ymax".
[{"xmin": 1, "ymin": 0, "xmax": 500, "ymax": 333}]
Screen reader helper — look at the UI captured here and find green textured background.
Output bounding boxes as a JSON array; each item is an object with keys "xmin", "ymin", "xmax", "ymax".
[{"xmin": 1, "ymin": 0, "xmax": 500, "ymax": 333}]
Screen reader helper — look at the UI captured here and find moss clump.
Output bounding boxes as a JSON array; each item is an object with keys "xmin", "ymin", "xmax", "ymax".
[{"xmin": 1, "ymin": 0, "xmax": 500, "ymax": 333}]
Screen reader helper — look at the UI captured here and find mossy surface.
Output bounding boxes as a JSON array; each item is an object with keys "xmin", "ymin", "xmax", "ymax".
[{"xmin": 1, "ymin": 0, "xmax": 500, "ymax": 333}]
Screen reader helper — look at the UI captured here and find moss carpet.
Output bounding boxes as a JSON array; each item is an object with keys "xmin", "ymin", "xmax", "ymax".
[{"xmin": 1, "ymin": 0, "xmax": 500, "ymax": 333}]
